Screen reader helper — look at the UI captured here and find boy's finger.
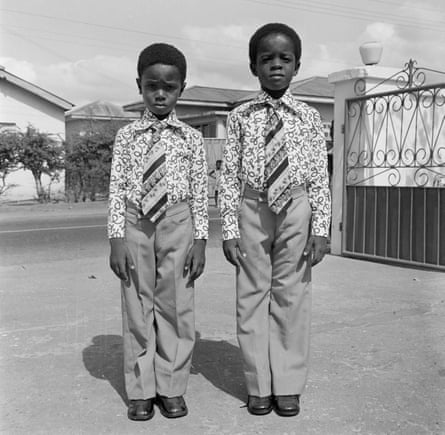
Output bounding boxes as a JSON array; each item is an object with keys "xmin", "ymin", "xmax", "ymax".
[
  {"xmin": 237, "ymin": 240, "xmax": 247, "ymax": 258},
  {"xmin": 229, "ymin": 248, "xmax": 241, "ymax": 268},
  {"xmin": 189, "ymin": 261, "xmax": 199, "ymax": 280},
  {"xmin": 125, "ymin": 251, "xmax": 135, "ymax": 270},
  {"xmin": 119, "ymin": 268, "xmax": 128, "ymax": 281},
  {"xmin": 303, "ymin": 239, "xmax": 312, "ymax": 256},
  {"xmin": 184, "ymin": 253, "xmax": 192, "ymax": 273},
  {"xmin": 190, "ymin": 264, "xmax": 203, "ymax": 281},
  {"xmin": 119, "ymin": 259, "xmax": 129, "ymax": 281}
]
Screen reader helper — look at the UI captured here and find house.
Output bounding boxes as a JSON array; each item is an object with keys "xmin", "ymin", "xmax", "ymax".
[
  {"xmin": 123, "ymin": 76, "xmax": 334, "ymax": 139},
  {"xmin": 0, "ymin": 66, "xmax": 74, "ymax": 201},
  {"xmin": 65, "ymin": 100, "xmax": 138, "ymax": 141}
]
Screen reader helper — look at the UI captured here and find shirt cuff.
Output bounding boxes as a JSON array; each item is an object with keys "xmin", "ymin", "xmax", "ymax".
[{"xmin": 222, "ymin": 227, "xmax": 240, "ymax": 241}]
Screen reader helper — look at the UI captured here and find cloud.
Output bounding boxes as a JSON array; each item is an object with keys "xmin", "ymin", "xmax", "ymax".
[
  {"xmin": 0, "ymin": 57, "xmax": 37, "ymax": 82},
  {"xmin": 1, "ymin": 55, "xmax": 140, "ymax": 106},
  {"xmin": 181, "ymin": 25, "xmax": 255, "ymax": 89},
  {"xmin": 362, "ymin": 22, "xmax": 396, "ymax": 43},
  {"xmin": 37, "ymin": 55, "xmax": 139, "ymax": 105},
  {"xmin": 357, "ymin": 18, "xmax": 445, "ymax": 74}
]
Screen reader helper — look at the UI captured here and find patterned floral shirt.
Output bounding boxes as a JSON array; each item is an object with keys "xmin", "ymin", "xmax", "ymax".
[
  {"xmin": 220, "ymin": 89, "xmax": 331, "ymax": 240},
  {"xmin": 108, "ymin": 109, "xmax": 208, "ymax": 239}
]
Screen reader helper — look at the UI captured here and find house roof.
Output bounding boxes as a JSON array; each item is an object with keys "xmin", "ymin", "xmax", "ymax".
[
  {"xmin": 290, "ymin": 76, "xmax": 335, "ymax": 98},
  {"xmin": 236, "ymin": 76, "xmax": 335, "ymax": 104},
  {"xmin": 123, "ymin": 77, "xmax": 334, "ymax": 113},
  {"xmin": 0, "ymin": 66, "xmax": 74, "ymax": 111},
  {"xmin": 65, "ymin": 100, "xmax": 138, "ymax": 120},
  {"xmin": 180, "ymin": 86, "xmax": 255, "ymax": 104},
  {"xmin": 123, "ymin": 85, "xmax": 255, "ymax": 112}
]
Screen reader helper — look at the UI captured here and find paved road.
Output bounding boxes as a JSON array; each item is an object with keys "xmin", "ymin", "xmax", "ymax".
[{"xmin": 0, "ymin": 203, "xmax": 222, "ymax": 266}]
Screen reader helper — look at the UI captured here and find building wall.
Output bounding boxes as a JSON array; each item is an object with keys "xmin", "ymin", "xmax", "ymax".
[
  {"xmin": 0, "ymin": 81, "xmax": 68, "ymax": 202},
  {"xmin": 0, "ymin": 81, "xmax": 66, "ymax": 134}
]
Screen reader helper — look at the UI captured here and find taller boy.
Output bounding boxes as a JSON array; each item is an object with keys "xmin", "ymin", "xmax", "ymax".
[
  {"xmin": 108, "ymin": 43, "xmax": 208, "ymax": 421},
  {"xmin": 220, "ymin": 23, "xmax": 331, "ymax": 416}
]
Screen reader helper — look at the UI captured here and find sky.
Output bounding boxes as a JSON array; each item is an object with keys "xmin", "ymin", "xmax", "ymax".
[{"xmin": 1, "ymin": 0, "xmax": 445, "ymax": 107}]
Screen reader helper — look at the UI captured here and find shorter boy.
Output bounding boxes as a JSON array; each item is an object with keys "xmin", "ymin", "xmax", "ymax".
[
  {"xmin": 220, "ymin": 23, "xmax": 331, "ymax": 417},
  {"xmin": 108, "ymin": 43, "xmax": 208, "ymax": 421}
]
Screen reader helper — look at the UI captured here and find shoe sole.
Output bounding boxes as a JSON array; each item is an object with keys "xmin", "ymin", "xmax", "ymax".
[
  {"xmin": 127, "ymin": 408, "xmax": 155, "ymax": 421},
  {"xmin": 274, "ymin": 408, "xmax": 300, "ymax": 417},
  {"xmin": 247, "ymin": 407, "xmax": 273, "ymax": 416},
  {"xmin": 156, "ymin": 399, "xmax": 188, "ymax": 419},
  {"xmin": 158, "ymin": 407, "xmax": 188, "ymax": 419}
]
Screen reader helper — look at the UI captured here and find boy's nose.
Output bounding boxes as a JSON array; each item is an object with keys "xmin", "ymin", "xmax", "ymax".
[{"xmin": 155, "ymin": 90, "xmax": 166, "ymax": 99}]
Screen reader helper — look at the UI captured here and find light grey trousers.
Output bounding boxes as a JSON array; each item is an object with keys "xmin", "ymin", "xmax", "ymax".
[
  {"xmin": 237, "ymin": 186, "xmax": 312, "ymax": 396},
  {"xmin": 121, "ymin": 202, "xmax": 194, "ymax": 400}
]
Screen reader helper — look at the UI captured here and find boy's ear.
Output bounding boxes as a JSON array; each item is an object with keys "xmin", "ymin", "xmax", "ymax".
[
  {"xmin": 136, "ymin": 78, "xmax": 142, "ymax": 94},
  {"xmin": 250, "ymin": 62, "xmax": 258, "ymax": 77},
  {"xmin": 294, "ymin": 62, "xmax": 301, "ymax": 76},
  {"xmin": 180, "ymin": 81, "xmax": 186, "ymax": 95}
]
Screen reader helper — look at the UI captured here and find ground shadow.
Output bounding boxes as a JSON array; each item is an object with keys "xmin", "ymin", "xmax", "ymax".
[
  {"xmin": 82, "ymin": 332, "xmax": 246, "ymax": 405},
  {"xmin": 82, "ymin": 335, "xmax": 127, "ymax": 404},
  {"xmin": 191, "ymin": 331, "xmax": 247, "ymax": 402}
]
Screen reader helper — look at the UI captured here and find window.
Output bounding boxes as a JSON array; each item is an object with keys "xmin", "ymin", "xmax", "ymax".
[{"xmin": 192, "ymin": 122, "xmax": 216, "ymax": 138}]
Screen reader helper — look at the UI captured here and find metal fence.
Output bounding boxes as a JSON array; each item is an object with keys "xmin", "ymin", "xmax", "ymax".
[{"xmin": 344, "ymin": 78, "xmax": 445, "ymax": 269}]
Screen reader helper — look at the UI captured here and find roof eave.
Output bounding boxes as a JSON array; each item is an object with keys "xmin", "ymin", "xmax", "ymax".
[
  {"xmin": 0, "ymin": 72, "xmax": 74, "ymax": 110},
  {"xmin": 296, "ymin": 95, "xmax": 334, "ymax": 104}
]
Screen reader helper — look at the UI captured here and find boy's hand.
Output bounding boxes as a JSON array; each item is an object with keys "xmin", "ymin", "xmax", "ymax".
[
  {"xmin": 109, "ymin": 238, "xmax": 134, "ymax": 281},
  {"xmin": 184, "ymin": 239, "xmax": 206, "ymax": 283},
  {"xmin": 223, "ymin": 238, "xmax": 246, "ymax": 268},
  {"xmin": 303, "ymin": 235, "xmax": 328, "ymax": 266}
]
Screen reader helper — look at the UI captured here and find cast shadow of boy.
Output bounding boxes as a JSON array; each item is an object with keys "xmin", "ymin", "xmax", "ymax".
[
  {"xmin": 82, "ymin": 333, "xmax": 246, "ymax": 404},
  {"xmin": 191, "ymin": 331, "xmax": 247, "ymax": 402},
  {"xmin": 82, "ymin": 335, "xmax": 127, "ymax": 404}
]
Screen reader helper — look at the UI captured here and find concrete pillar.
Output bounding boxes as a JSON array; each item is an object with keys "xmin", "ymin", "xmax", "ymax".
[
  {"xmin": 327, "ymin": 66, "xmax": 399, "ymax": 255},
  {"xmin": 215, "ymin": 117, "xmax": 227, "ymax": 138}
]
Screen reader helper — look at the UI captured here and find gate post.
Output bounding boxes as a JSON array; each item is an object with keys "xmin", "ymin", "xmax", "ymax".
[{"xmin": 327, "ymin": 66, "xmax": 399, "ymax": 255}]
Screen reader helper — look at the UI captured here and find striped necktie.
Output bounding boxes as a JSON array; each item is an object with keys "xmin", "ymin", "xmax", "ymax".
[
  {"xmin": 141, "ymin": 122, "xmax": 168, "ymax": 222},
  {"xmin": 263, "ymin": 103, "xmax": 292, "ymax": 214}
]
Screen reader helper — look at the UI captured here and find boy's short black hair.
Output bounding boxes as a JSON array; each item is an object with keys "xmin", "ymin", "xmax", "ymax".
[
  {"xmin": 249, "ymin": 23, "xmax": 302, "ymax": 65},
  {"xmin": 137, "ymin": 43, "xmax": 187, "ymax": 82}
]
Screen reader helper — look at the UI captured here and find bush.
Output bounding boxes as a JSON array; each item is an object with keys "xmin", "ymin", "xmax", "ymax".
[{"xmin": 65, "ymin": 122, "xmax": 120, "ymax": 202}]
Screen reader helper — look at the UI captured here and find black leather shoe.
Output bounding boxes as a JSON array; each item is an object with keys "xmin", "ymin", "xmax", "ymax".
[
  {"xmin": 127, "ymin": 399, "xmax": 154, "ymax": 421},
  {"xmin": 274, "ymin": 395, "xmax": 300, "ymax": 417},
  {"xmin": 156, "ymin": 395, "xmax": 188, "ymax": 418},
  {"xmin": 247, "ymin": 395, "xmax": 273, "ymax": 415}
]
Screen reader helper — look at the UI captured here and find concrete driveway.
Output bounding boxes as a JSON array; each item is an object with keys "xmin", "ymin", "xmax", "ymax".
[{"xmin": 0, "ymin": 202, "xmax": 444, "ymax": 434}]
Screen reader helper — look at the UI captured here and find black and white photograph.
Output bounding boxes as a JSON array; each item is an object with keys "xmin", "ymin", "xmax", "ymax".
[{"xmin": 1, "ymin": 1, "xmax": 444, "ymax": 434}]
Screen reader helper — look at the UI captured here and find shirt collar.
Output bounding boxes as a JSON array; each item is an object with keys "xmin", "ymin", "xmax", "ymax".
[
  {"xmin": 251, "ymin": 89, "xmax": 305, "ymax": 120},
  {"xmin": 133, "ymin": 109, "xmax": 184, "ymax": 132}
]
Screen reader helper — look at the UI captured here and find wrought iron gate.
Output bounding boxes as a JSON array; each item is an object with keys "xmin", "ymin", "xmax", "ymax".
[{"xmin": 343, "ymin": 61, "xmax": 445, "ymax": 269}]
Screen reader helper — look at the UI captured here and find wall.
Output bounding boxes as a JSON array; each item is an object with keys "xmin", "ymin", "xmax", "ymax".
[
  {"xmin": 0, "ymin": 81, "xmax": 68, "ymax": 202},
  {"xmin": 0, "ymin": 81, "xmax": 66, "ymax": 134}
]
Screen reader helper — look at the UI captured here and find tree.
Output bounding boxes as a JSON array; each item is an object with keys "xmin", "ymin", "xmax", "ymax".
[
  {"xmin": 17, "ymin": 126, "xmax": 64, "ymax": 202},
  {"xmin": 0, "ymin": 129, "xmax": 20, "ymax": 196},
  {"xmin": 65, "ymin": 121, "xmax": 119, "ymax": 202}
]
